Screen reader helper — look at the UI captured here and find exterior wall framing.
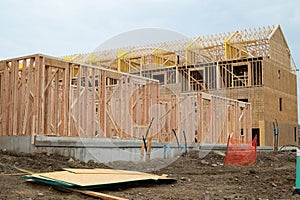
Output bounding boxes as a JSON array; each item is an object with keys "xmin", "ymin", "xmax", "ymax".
[
  {"xmin": 125, "ymin": 26, "xmax": 298, "ymax": 146},
  {"xmin": 0, "ymin": 54, "xmax": 251, "ymax": 145}
]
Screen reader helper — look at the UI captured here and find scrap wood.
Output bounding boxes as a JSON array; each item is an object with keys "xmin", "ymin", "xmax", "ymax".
[
  {"xmin": 23, "ymin": 168, "xmax": 174, "ymax": 199},
  {"xmin": 60, "ymin": 187, "xmax": 128, "ymax": 200},
  {"xmin": 20, "ymin": 168, "xmax": 129, "ymax": 199},
  {"xmin": 24, "ymin": 170, "xmax": 172, "ymax": 187},
  {"xmin": 16, "ymin": 167, "xmax": 35, "ymax": 175},
  {"xmin": 28, "ymin": 179, "xmax": 128, "ymax": 200}
]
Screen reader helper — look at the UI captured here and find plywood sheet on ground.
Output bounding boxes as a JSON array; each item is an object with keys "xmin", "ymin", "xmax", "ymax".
[{"xmin": 24, "ymin": 168, "xmax": 172, "ymax": 188}]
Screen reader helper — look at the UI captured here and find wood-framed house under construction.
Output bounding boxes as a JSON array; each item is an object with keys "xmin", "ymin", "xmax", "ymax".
[
  {"xmin": 0, "ymin": 25, "xmax": 296, "ymax": 147},
  {"xmin": 67, "ymin": 25, "xmax": 298, "ymax": 146}
]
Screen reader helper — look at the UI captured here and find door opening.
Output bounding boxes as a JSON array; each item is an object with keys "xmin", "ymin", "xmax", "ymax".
[{"xmin": 252, "ymin": 128, "xmax": 260, "ymax": 146}]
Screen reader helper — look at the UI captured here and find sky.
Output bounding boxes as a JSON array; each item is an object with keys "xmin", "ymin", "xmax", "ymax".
[
  {"xmin": 1, "ymin": 0, "xmax": 299, "ymax": 60},
  {"xmin": 1, "ymin": 0, "xmax": 300, "ymax": 118}
]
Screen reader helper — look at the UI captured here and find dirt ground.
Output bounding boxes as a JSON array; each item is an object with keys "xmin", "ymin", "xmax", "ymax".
[{"xmin": 0, "ymin": 149, "xmax": 298, "ymax": 200}]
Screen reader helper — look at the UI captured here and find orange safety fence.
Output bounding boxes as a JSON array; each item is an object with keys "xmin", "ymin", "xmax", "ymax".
[{"xmin": 224, "ymin": 135, "xmax": 257, "ymax": 166}]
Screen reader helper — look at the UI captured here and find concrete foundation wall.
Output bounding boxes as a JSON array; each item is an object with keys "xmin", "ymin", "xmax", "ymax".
[
  {"xmin": 0, "ymin": 136, "xmax": 197, "ymax": 163},
  {"xmin": 0, "ymin": 136, "xmax": 273, "ymax": 163}
]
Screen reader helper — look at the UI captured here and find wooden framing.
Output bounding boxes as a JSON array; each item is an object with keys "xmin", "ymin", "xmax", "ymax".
[
  {"xmin": 0, "ymin": 55, "xmax": 157, "ymax": 138},
  {"xmin": 0, "ymin": 54, "xmax": 251, "ymax": 144},
  {"xmin": 120, "ymin": 25, "xmax": 296, "ymax": 146},
  {"xmin": 66, "ymin": 25, "xmax": 295, "ymax": 73},
  {"xmin": 1, "ymin": 25, "xmax": 296, "ymax": 146}
]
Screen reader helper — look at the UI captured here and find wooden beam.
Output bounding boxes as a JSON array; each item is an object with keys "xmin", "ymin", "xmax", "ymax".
[
  {"xmin": 33, "ymin": 55, "xmax": 40, "ymax": 136},
  {"xmin": 12, "ymin": 60, "xmax": 19, "ymax": 135},
  {"xmin": 61, "ymin": 188, "xmax": 128, "ymax": 200},
  {"xmin": 83, "ymin": 67, "xmax": 88, "ymax": 136},
  {"xmin": 39, "ymin": 57, "xmax": 45, "ymax": 135},
  {"xmin": 76, "ymin": 66, "xmax": 82, "ymax": 136},
  {"xmin": 44, "ymin": 57, "xmax": 66, "ymax": 69},
  {"xmin": 18, "ymin": 59, "xmax": 27, "ymax": 135},
  {"xmin": 22, "ymin": 58, "xmax": 34, "ymax": 135},
  {"xmin": 1, "ymin": 61, "xmax": 9, "ymax": 135},
  {"xmin": 91, "ymin": 68, "xmax": 96, "ymax": 137},
  {"xmin": 67, "ymin": 64, "xmax": 73, "ymax": 136},
  {"xmin": 62, "ymin": 63, "xmax": 69, "ymax": 136},
  {"xmin": 99, "ymin": 70, "xmax": 106, "ymax": 136},
  {"xmin": 53, "ymin": 70, "xmax": 59, "ymax": 135}
]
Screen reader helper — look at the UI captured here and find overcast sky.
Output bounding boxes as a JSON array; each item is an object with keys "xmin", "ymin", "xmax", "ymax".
[
  {"xmin": 1, "ymin": 0, "xmax": 299, "ymax": 60},
  {"xmin": 1, "ymin": 0, "xmax": 300, "ymax": 119}
]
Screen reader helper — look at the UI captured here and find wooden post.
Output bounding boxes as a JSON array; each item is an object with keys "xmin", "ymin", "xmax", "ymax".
[
  {"xmin": 53, "ymin": 70, "xmax": 59, "ymax": 135},
  {"xmin": 62, "ymin": 63, "xmax": 70, "ymax": 136},
  {"xmin": 67, "ymin": 64, "xmax": 73, "ymax": 136},
  {"xmin": 197, "ymin": 93, "xmax": 202, "ymax": 142},
  {"xmin": 99, "ymin": 70, "xmax": 106, "ymax": 137},
  {"xmin": 39, "ymin": 57, "xmax": 45, "ymax": 135},
  {"xmin": 19, "ymin": 59, "xmax": 27, "ymax": 135},
  {"xmin": 140, "ymin": 138, "xmax": 145, "ymax": 161},
  {"xmin": 2, "ymin": 61, "xmax": 9, "ymax": 135},
  {"xmin": 91, "ymin": 68, "xmax": 95, "ymax": 137},
  {"xmin": 224, "ymin": 99, "xmax": 228, "ymax": 144},
  {"xmin": 43, "ymin": 65, "xmax": 49, "ymax": 135},
  {"xmin": 33, "ymin": 55, "xmax": 40, "ymax": 136},
  {"xmin": 146, "ymin": 136, "xmax": 152, "ymax": 161},
  {"xmin": 22, "ymin": 58, "xmax": 34, "ymax": 135},
  {"xmin": 77, "ymin": 65, "xmax": 81, "ymax": 136},
  {"xmin": 12, "ymin": 60, "xmax": 18, "ymax": 136},
  {"xmin": 83, "ymin": 66, "xmax": 88, "ymax": 136}
]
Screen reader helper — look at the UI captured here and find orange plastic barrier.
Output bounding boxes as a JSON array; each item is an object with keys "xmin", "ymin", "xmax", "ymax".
[{"xmin": 224, "ymin": 136, "xmax": 257, "ymax": 166}]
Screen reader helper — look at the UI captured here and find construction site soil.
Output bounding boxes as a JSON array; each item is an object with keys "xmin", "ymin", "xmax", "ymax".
[{"xmin": 0, "ymin": 149, "xmax": 298, "ymax": 200}]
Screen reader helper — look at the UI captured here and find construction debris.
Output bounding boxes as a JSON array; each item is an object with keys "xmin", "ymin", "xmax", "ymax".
[{"xmin": 23, "ymin": 168, "xmax": 174, "ymax": 199}]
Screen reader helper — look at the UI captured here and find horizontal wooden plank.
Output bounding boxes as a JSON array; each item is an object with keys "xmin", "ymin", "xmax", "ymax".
[
  {"xmin": 61, "ymin": 187, "xmax": 128, "ymax": 200},
  {"xmin": 44, "ymin": 57, "xmax": 67, "ymax": 69}
]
